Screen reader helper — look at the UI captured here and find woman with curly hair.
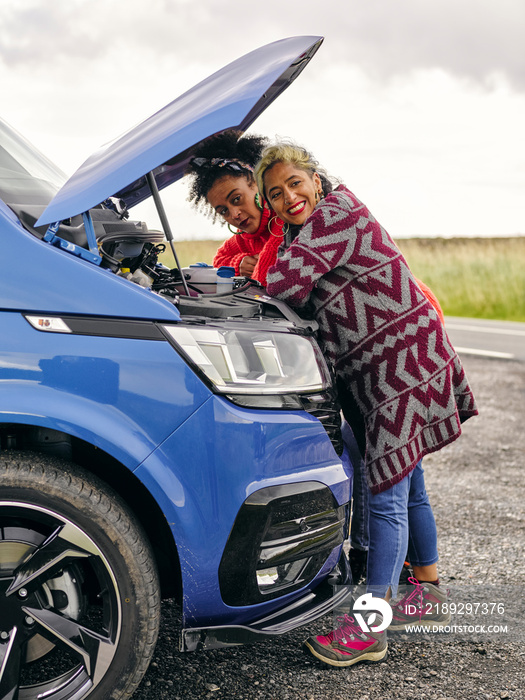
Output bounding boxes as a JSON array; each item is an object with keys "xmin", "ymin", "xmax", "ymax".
[{"xmin": 185, "ymin": 130, "xmax": 284, "ymax": 286}]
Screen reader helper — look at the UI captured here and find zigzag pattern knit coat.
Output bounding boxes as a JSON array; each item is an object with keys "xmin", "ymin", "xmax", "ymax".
[{"xmin": 266, "ymin": 185, "xmax": 478, "ymax": 494}]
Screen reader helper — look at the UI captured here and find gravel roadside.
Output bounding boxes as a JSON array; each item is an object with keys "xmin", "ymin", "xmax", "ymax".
[{"xmin": 134, "ymin": 355, "xmax": 525, "ymax": 700}]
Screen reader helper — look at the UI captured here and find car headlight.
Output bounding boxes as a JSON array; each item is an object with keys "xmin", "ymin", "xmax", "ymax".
[{"xmin": 163, "ymin": 325, "xmax": 330, "ymax": 395}]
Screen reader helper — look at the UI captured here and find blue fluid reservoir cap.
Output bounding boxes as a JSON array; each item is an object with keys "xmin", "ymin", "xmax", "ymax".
[
  {"xmin": 189, "ymin": 262, "xmax": 213, "ymax": 268},
  {"xmin": 217, "ymin": 266, "xmax": 236, "ymax": 278}
]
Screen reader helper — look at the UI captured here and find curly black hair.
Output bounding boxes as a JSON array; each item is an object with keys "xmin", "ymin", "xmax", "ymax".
[{"xmin": 186, "ymin": 129, "xmax": 268, "ymax": 220}]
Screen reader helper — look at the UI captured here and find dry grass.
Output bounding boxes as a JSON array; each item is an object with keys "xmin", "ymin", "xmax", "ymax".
[
  {"xmin": 396, "ymin": 237, "xmax": 525, "ymax": 322},
  {"xmin": 159, "ymin": 240, "xmax": 217, "ymax": 268},
  {"xmin": 161, "ymin": 237, "xmax": 525, "ymax": 322}
]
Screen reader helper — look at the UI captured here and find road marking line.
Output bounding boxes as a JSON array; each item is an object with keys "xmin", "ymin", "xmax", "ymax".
[
  {"xmin": 446, "ymin": 323, "xmax": 525, "ymax": 337},
  {"xmin": 454, "ymin": 346, "xmax": 514, "ymax": 359}
]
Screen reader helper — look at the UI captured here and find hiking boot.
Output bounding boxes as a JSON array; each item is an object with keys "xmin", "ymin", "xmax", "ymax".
[
  {"xmin": 389, "ymin": 577, "xmax": 450, "ymax": 631},
  {"xmin": 303, "ymin": 614, "xmax": 387, "ymax": 667}
]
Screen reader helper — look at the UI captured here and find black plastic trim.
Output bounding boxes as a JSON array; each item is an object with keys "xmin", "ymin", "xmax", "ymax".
[
  {"xmin": 219, "ymin": 482, "xmax": 346, "ymax": 606},
  {"xmin": 181, "ymin": 579, "xmax": 352, "ymax": 652},
  {"xmin": 299, "ymin": 389, "xmax": 344, "ymax": 455},
  {"xmin": 24, "ymin": 314, "xmax": 165, "ymax": 340}
]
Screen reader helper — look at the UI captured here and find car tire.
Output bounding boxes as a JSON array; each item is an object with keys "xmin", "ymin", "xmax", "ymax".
[{"xmin": 0, "ymin": 451, "xmax": 161, "ymax": 700}]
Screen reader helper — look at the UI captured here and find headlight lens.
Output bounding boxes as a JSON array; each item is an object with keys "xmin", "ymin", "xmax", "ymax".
[{"xmin": 163, "ymin": 325, "xmax": 329, "ymax": 394}]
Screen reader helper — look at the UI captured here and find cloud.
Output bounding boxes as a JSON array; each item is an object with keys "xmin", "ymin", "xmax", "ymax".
[
  {"xmin": 1, "ymin": 0, "xmax": 523, "ymax": 88},
  {"xmin": 0, "ymin": 0, "xmax": 211, "ymax": 67},
  {"xmin": 0, "ymin": 1, "xmax": 100, "ymax": 64},
  {"xmin": 323, "ymin": 0, "xmax": 525, "ymax": 89},
  {"xmin": 1, "ymin": 0, "xmax": 523, "ymax": 240}
]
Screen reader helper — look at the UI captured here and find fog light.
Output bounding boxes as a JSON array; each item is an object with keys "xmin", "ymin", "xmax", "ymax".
[
  {"xmin": 256, "ymin": 558, "xmax": 308, "ymax": 593},
  {"xmin": 219, "ymin": 483, "xmax": 346, "ymax": 606}
]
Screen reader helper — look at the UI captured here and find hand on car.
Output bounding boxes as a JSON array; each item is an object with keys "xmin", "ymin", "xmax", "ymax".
[{"xmin": 239, "ymin": 254, "xmax": 259, "ymax": 277}]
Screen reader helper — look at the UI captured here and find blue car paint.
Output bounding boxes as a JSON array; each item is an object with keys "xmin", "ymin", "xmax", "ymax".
[
  {"xmin": 1, "ymin": 301, "xmax": 352, "ymax": 629},
  {"xmin": 134, "ymin": 394, "xmax": 351, "ymax": 626},
  {"xmin": 0, "ymin": 35, "xmax": 354, "ymax": 660},
  {"xmin": 36, "ymin": 36, "xmax": 323, "ymax": 227},
  {"xmin": 0, "ymin": 208, "xmax": 181, "ymax": 320},
  {"xmin": 0, "ymin": 311, "xmax": 210, "ymax": 468}
]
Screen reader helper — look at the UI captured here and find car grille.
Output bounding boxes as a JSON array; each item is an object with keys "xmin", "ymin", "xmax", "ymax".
[{"xmin": 300, "ymin": 390, "xmax": 344, "ymax": 456}]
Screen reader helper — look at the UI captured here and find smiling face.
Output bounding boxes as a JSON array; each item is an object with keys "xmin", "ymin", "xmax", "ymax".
[
  {"xmin": 207, "ymin": 175, "xmax": 262, "ymax": 235},
  {"xmin": 263, "ymin": 162, "xmax": 322, "ymax": 227}
]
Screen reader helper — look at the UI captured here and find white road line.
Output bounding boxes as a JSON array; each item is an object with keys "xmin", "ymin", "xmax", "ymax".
[
  {"xmin": 446, "ymin": 323, "xmax": 525, "ymax": 337},
  {"xmin": 454, "ymin": 346, "xmax": 515, "ymax": 359}
]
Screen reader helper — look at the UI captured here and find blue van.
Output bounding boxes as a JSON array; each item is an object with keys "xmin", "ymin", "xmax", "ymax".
[{"xmin": 0, "ymin": 36, "xmax": 352, "ymax": 700}]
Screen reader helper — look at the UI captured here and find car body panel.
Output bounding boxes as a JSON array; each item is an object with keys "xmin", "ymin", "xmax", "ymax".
[
  {"xmin": 0, "ymin": 311, "xmax": 210, "ymax": 467},
  {"xmin": 0, "ymin": 36, "xmax": 355, "ymax": 697},
  {"xmin": 0, "ymin": 308, "xmax": 352, "ymax": 630},
  {"xmin": 36, "ymin": 36, "xmax": 323, "ymax": 227},
  {"xmin": 134, "ymin": 393, "xmax": 351, "ymax": 627},
  {"xmin": 0, "ymin": 201, "xmax": 181, "ymax": 320}
]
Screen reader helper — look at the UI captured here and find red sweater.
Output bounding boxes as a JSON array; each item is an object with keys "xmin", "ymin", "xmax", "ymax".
[
  {"xmin": 415, "ymin": 278, "xmax": 445, "ymax": 324},
  {"xmin": 212, "ymin": 205, "xmax": 284, "ymax": 286}
]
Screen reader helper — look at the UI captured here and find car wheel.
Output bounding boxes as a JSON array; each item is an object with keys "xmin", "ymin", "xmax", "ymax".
[{"xmin": 0, "ymin": 451, "xmax": 161, "ymax": 700}]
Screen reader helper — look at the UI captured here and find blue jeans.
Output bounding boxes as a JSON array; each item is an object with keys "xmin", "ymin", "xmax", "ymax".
[{"xmin": 367, "ymin": 460, "xmax": 438, "ymax": 597}]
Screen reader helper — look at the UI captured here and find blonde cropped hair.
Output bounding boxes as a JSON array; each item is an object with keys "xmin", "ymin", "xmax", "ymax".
[{"xmin": 254, "ymin": 141, "xmax": 333, "ymax": 202}]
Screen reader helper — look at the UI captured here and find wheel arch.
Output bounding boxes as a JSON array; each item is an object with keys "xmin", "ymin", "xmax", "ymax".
[{"xmin": 0, "ymin": 421, "xmax": 182, "ymax": 600}]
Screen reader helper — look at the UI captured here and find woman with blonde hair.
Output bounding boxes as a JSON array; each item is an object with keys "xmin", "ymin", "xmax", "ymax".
[{"xmin": 256, "ymin": 141, "xmax": 477, "ymax": 667}]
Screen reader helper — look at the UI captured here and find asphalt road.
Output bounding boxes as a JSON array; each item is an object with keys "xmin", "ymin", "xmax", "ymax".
[{"xmin": 444, "ymin": 317, "xmax": 525, "ymax": 362}]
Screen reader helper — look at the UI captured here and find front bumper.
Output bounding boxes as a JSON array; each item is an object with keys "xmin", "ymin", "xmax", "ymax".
[
  {"xmin": 181, "ymin": 578, "xmax": 352, "ymax": 651},
  {"xmin": 135, "ymin": 393, "xmax": 352, "ymax": 631}
]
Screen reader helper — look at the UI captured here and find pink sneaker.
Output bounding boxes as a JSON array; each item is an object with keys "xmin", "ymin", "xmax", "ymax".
[
  {"xmin": 389, "ymin": 577, "xmax": 450, "ymax": 631},
  {"xmin": 303, "ymin": 615, "xmax": 387, "ymax": 667}
]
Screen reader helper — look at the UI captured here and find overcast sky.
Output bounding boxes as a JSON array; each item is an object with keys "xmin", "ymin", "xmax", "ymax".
[{"xmin": 1, "ymin": 0, "xmax": 524, "ymax": 240}]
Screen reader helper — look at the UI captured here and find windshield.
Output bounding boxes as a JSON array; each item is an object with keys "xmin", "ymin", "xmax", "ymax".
[{"xmin": 0, "ymin": 117, "xmax": 66, "ymax": 206}]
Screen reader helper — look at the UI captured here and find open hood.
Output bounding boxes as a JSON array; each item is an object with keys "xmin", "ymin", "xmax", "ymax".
[{"xmin": 36, "ymin": 36, "xmax": 323, "ymax": 228}]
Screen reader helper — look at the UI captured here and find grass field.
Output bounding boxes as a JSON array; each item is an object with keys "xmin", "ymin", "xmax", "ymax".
[
  {"xmin": 161, "ymin": 237, "xmax": 525, "ymax": 322},
  {"xmin": 396, "ymin": 237, "xmax": 525, "ymax": 322}
]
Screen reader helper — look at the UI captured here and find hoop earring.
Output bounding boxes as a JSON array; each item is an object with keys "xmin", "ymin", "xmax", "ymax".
[
  {"xmin": 267, "ymin": 216, "xmax": 284, "ymax": 238},
  {"xmin": 228, "ymin": 223, "xmax": 241, "ymax": 234},
  {"xmin": 254, "ymin": 192, "xmax": 263, "ymax": 211},
  {"xmin": 282, "ymin": 222, "xmax": 290, "ymax": 235}
]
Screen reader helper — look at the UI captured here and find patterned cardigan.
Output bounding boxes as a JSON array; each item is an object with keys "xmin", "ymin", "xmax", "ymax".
[{"xmin": 266, "ymin": 185, "xmax": 478, "ymax": 494}]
